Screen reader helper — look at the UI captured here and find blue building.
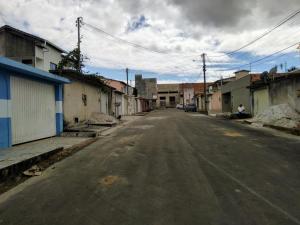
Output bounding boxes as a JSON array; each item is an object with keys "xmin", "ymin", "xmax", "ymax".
[{"xmin": 0, "ymin": 57, "xmax": 69, "ymax": 148}]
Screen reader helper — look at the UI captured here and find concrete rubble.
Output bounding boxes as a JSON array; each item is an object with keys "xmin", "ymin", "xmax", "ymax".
[{"xmin": 250, "ymin": 104, "xmax": 300, "ymax": 129}]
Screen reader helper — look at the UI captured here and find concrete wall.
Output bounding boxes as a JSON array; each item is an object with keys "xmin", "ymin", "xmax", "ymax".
[
  {"xmin": 135, "ymin": 74, "xmax": 157, "ymax": 99},
  {"xmin": 269, "ymin": 76, "xmax": 300, "ymax": 113},
  {"xmin": 1, "ymin": 32, "xmax": 35, "ymax": 65},
  {"xmin": 63, "ymin": 81, "xmax": 104, "ymax": 127},
  {"xmin": 253, "ymin": 87, "xmax": 269, "ymax": 116},
  {"xmin": 222, "ymin": 75, "xmax": 251, "ymax": 113},
  {"xmin": 0, "ymin": 30, "xmax": 62, "ymax": 72}
]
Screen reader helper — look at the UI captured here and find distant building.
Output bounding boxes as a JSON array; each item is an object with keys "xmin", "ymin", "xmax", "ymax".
[
  {"xmin": 206, "ymin": 77, "xmax": 235, "ymax": 114},
  {"xmin": 0, "ymin": 25, "xmax": 65, "ymax": 72},
  {"xmin": 157, "ymin": 84, "xmax": 180, "ymax": 108},
  {"xmin": 179, "ymin": 83, "xmax": 211, "ymax": 111},
  {"xmin": 135, "ymin": 74, "xmax": 157, "ymax": 110},
  {"xmin": 135, "ymin": 74, "xmax": 157, "ymax": 99},
  {"xmin": 106, "ymin": 79, "xmax": 137, "ymax": 116}
]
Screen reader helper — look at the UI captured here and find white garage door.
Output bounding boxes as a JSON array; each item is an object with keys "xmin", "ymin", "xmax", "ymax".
[{"xmin": 11, "ymin": 76, "xmax": 56, "ymax": 145}]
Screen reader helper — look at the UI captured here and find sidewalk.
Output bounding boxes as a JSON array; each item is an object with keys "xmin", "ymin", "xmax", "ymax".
[
  {"xmin": 0, "ymin": 137, "xmax": 93, "ymax": 179},
  {"xmin": 0, "ymin": 115, "xmax": 145, "ymax": 180}
]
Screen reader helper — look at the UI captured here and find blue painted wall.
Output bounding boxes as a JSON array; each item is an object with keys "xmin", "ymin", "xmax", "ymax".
[
  {"xmin": 55, "ymin": 84, "xmax": 63, "ymax": 134},
  {"xmin": 0, "ymin": 70, "xmax": 12, "ymax": 148}
]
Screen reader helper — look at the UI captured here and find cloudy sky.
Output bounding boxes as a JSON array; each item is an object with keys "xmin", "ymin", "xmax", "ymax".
[{"xmin": 0, "ymin": 0, "xmax": 300, "ymax": 83}]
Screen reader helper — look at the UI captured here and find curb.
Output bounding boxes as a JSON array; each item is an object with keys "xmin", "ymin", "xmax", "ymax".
[
  {"xmin": 263, "ymin": 124, "xmax": 300, "ymax": 136},
  {"xmin": 0, "ymin": 138, "xmax": 97, "ymax": 183}
]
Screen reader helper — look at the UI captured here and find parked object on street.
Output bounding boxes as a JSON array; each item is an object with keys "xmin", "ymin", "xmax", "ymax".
[
  {"xmin": 0, "ymin": 57, "xmax": 69, "ymax": 149},
  {"xmin": 176, "ymin": 104, "xmax": 184, "ymax": 109},
  {"xmin": 185, "ymin": 104, "xmax": 197, "ymax": 112}
]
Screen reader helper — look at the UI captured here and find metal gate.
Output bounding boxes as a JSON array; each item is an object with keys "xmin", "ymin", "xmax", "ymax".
[{"xmin": 11, "ymin": 76, "xmax": 56, "ymax": 145}]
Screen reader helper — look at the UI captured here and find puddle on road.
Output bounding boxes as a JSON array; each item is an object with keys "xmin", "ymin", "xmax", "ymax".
[{"xmin": 99, "ymin": 175, "xmax": 128, "ymax": 187}]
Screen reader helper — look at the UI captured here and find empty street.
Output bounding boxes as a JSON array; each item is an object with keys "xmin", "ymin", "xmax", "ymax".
[{"xmin": 0, "ymin": 110, "xmax": 300, "ymax": 225}]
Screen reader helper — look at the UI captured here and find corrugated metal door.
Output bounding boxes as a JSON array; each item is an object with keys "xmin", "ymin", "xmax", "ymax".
[{"xmin": 11, "ymin": 76, "xmax": 56, "ymax": 145}]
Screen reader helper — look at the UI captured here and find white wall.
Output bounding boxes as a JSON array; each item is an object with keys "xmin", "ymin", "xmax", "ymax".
[{"xmin": 35, "ymin": 44, "xmax": 62, "ymax": 72}]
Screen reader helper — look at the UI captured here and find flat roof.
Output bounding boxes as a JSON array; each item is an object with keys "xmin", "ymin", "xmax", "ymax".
[{"xmin": 0, "ymin": 57, "xmax": 70, "ymax": 84}]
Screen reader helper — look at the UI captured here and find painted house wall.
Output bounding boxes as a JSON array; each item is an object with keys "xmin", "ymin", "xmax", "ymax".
[
  {"xmin": 35, "ymin": 44, "xmax": 62, "ymax": 72},
  {"xmin": 0, "ymin": 69, "xmax": 11, "ymax": 148},
  {"xmin": 0, "ymin": 60, "xmax": 66, "ymax": 148},
  {"xmin": 222, "ymin": 75, "xmax": 251, "ymax": 113},
  {"xmin": 63, "ymin": 80, "xmax": 104, "ymax": 127},
  {"xmin": 210, "ymin": 90, "xmax": 222, "ymax": 113},
  {"xmin": 157, "ymin": 84, "xmax": 180, "ymax": 108}
]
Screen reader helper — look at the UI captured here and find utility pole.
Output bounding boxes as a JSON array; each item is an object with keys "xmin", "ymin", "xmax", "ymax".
[
  {"xmin": 126, "ymin": 68, "xmax": 129, "ymax": 95},
  {"xmin": 76, "ymin": 17, "xmax": 83, "ymax": 72},
  {"xmin": 126, "ymin": 68, "xmax": 129, "ymax": 115},
  {"xmin": 201, "ymin": 53, "xmax": 208, "ymax": 114}
]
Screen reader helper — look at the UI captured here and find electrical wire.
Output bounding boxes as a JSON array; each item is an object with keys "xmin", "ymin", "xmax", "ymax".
[
  {"xmin": 209, "ymin": 9, "xmax": 300, "ymax": 57},
  {"xmin": 217, "ymin": 42, "xmax": 299, "ymax": 72}
]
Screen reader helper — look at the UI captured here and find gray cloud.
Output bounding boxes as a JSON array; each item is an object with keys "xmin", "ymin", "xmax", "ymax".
[
  {"xmin": 167, "ymin": 0, "xmax": 299, "ymax": 29},
  {"xmin": 169, "ymin": 0, "xmax": 252, "ymax": 27}
]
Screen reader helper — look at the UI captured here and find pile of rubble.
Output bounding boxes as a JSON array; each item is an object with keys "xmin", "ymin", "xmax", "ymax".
[
  {"xmin": 252, "ymin": 104, "xmax": 300, "ymax": 128},
  {"xmin": 88, "ymin": 112, "xmax": 118, "ymax": 126}
]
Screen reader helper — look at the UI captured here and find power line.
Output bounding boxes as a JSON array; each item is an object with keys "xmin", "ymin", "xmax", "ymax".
[
  {"xmin": 217, "ymin": 42, "xmax": 299, "ymax": 71},
  {"xmin": 210, "ymin": 9, "xmax": 300, "ymax": 57}
]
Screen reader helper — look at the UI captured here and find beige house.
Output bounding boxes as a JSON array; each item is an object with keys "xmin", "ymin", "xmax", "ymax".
[{"xmin": 58, "ymin": 71, "xmax": 113, "ymax": 128}]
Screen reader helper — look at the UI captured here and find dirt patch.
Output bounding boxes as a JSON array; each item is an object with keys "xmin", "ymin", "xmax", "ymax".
[
  {"xmin": 146, "ymin": 117, "xmax": 166, "ymax": 121},
  {"xmin": 99, "ymin": 175, "xmax": 128, "ymax": 187},
  {"xmin": 223, "ymin": 131, "xmax": 243, "ymax": 137},
  {"xmin": 130, "ymin": 125, "xmax": 154, "ymax": 130},
  {"xmin": 119, "ymin": 135, "xmax": 141, "ymax": 146}
]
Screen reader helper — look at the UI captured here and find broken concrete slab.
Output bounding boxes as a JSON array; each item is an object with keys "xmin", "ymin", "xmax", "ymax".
[{"xmin": 0, "ymin": 137, "xmax": 92, "ymax": 181}]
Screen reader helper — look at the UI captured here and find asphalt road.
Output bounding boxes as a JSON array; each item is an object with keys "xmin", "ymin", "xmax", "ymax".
[{"xmin": 0, "ymin": 109, "xmax": 300, "ymax": 225}]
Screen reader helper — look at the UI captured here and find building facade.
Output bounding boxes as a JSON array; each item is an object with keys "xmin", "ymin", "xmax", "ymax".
[
  {"xmin": 250, "ymin": 72, "xmax": 300, "ymax": 116},
  {"xmin": 0, "ymin": 57, "xmax": 69, "ymax": 148},
  {"xmin": 157, "ymin": 84, "xmax": 180, "ymax": 108},
  {"xmin": 56, "ymin": 71, "xmax": 113, "ymax": 128},
  {"xmin": 0, "ymin": 25, "xmax": 65, "ymax": 72},
  {"xmin": 221, "ymin": 71, "xmax": 260, "ymax": 114}
]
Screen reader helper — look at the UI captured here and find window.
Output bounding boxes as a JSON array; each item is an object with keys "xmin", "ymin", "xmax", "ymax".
[
  {"xmin": 22, "ymin": 59, "xmax": 33, "ymax": 66},
  {"xmin": 50, "ymin": 62, "xmax": 57, "ymax": 70}
]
